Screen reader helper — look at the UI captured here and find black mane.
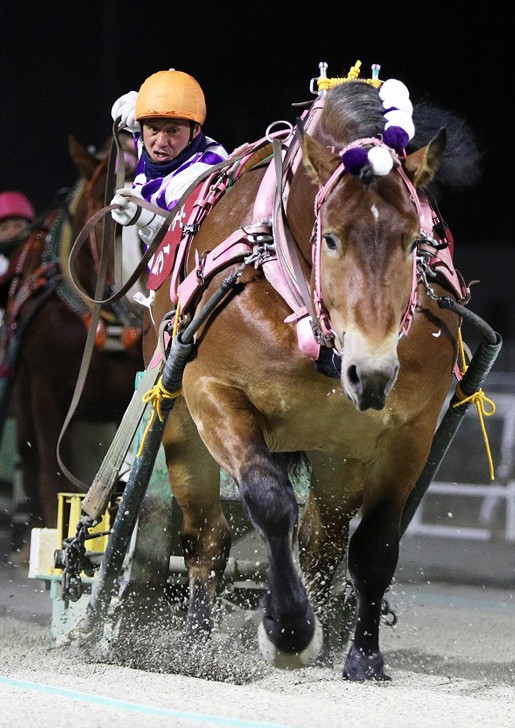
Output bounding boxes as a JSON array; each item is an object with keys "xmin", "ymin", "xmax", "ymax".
[{"xmin": 320, "ymin": 81, "xmax": 482, "ymax": 195}]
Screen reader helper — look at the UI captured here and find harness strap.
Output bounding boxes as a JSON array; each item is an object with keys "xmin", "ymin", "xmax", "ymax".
[
  {"xmin": 176, "ymin": 233, "xmax": 253, "ymax": 311},
  {"xmin": 281, "ymin": 96, "xmax": 326, "ymax": 198},
  {"xmin": 272, "ymin": 138, "xmax": 314, "ymax": 314},
  {"xmin": 169, "ymin": 170, "xmax": 231, "ymax": 302}
]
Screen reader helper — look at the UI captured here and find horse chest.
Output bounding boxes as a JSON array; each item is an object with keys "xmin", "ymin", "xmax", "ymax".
[{"xmin": 258, "ymin": 383, "xmax": 392, "ymax": 455}]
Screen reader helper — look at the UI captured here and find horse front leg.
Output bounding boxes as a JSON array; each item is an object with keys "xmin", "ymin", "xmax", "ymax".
[
  {"xmin": 20, "ymin": 375, "xmax": 71, "ymax": 529},
  {"xmin": 344, "ymin": 499, "xmax": 400, "ymax": 681},
  {"xmin": 183, "ymin": 377, "xmax": 322, "ymax": 667},
  {"xmin": 237, "ymin": 448, "xmax": 323, "ymax": 668},
  {"xmin": 179, "ymin": 492, "xmax": 231, "ymax": 641},
  {"xmin": 163, "ymin": 401, "xmax": 232, "ymax": 642},
  {"xmin": 297, "ymin": 456, "xmax": 363, "ymax": 661}
]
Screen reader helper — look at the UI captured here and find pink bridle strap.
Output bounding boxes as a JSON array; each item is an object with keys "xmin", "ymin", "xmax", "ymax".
[
  {"xmin": 399, "ymin": 250, "xmax": 418, "ymax": 337},
  {"xmin": 312, "ymin": 137, "xmax": 423, "ymax": 341}
]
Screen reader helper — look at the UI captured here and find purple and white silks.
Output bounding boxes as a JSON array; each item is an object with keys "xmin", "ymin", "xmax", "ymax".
[{"xmin": 131, "ymin": 131, "xmax": 228, "ymax": 246}]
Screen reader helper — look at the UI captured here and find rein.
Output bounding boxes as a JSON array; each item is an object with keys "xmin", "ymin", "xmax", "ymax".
[{"xmin": 56, "ymin": 127, "xmax": 140, "ymax": 491}]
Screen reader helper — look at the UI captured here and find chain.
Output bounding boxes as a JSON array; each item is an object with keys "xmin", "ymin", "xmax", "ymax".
[
  {"xmin": 416, "ymin": 252, "xmax": 440, "ymax": 301},
  {"xmin": 344, "ymin": 580, "xmax": 398, "ymax": 627},
  {"xmin": 381, "ymin": 596, "xmax": 398, "ymax": 626},
  {"xmin": 60, "ymin": 514, "xmax": 101, "ymax": 602}
]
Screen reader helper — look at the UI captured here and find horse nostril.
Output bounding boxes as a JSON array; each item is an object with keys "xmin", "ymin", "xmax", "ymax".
[{"xmin": 347, "ymin": 365, "xmax": 359, "ymax": 387}]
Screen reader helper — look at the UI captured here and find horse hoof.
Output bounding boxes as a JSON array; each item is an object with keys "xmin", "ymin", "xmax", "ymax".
[
  {"xmin": 343, "ymin": 647, "xmax": 391, "ymax": 681},
  {"xmin": 257, "ymin": 614, "xmax": 323, "ymax": 669}
]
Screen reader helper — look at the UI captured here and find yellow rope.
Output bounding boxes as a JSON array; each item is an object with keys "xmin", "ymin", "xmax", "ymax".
[
  {"xmin": 317, "ymin": 60, "xmax": 383, "ymax": 91},
  {"xmin": 137, "ymin": 303, "xmax": 183, "ymax": 458},
  {"xmin": 457, "ymin": 328, "xmax": 467, "ymax": 375},
  {"xmin": 453, "ymin": 329, "xmax": 497, "ymax": 480},
  {"xmin": 171, "ymin": 299, "xmax": 181, "ymax": 341}
]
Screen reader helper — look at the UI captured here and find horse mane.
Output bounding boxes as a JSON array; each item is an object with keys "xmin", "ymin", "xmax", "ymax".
[
  {"xmin": 320, "ymin": 80, "xmax": 482, "ymax": 197},
  {"xmin": 410, "ymin": 99, "xmax": 482, "ymax": 193}
]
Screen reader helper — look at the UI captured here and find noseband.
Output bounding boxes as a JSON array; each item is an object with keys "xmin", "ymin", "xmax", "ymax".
[{"xmin": 311, "ymin": 137, "xmax": 422, "ymax": 345}]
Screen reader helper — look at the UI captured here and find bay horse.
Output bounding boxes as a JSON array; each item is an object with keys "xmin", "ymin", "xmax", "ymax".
[
  {"xmin": 0, "ymin": 135, "xmax": 145, "ymax": 538},
  {"xmin": 143, "ymin": 79, "xmax": 481, "ymax": 679}
]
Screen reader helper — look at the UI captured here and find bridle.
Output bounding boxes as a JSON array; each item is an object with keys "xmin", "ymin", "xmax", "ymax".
[{"xmin": 311, "ymin": 137, "xmax": 424, "ymax": 346}]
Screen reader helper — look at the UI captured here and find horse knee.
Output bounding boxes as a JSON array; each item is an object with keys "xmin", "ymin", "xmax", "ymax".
[{"xmin": 239, "ymin": 461, "xmax": 298, "ymax": 534}]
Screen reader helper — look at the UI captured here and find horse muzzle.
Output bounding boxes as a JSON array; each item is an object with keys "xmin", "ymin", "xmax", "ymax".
[{"xmin": 341, "ymin": 354, "xmax": 399, "ymax": 411}]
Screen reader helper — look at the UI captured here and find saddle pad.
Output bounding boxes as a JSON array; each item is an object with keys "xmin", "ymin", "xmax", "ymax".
[{"xmin": 146, "ymin": 182, "xmax": 204, "ymax": 291}]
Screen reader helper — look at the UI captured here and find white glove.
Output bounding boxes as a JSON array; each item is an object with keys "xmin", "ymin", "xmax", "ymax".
[
  {"xmin": 111, "ymin": 91, "xmax": 139, "ymax": 132},
  {"xmin": 110, "ymin": 187, "xmax": 156, "ymax": 228}
]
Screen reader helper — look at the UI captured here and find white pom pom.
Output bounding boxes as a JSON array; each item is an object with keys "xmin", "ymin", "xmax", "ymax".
[
  {"xmin": 389, "ymin": 96, "xmax": 413, "ymax": 115},
  {"xmin": 380, "ymin": 79, "xmax": 410, "ymax": 102},
  {"xmin": 367, "ymin": 146, "xmax": 394, "ymax": 176},
  {"xmin": 379, "ymin": 79, "xmax": 413, "ymax": 114},
  {"xmin": 384, "ymin": 109, "xmax": 415, "ymax": 140}
]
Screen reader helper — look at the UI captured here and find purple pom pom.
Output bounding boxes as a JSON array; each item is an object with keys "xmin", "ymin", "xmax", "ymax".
[
  {"xmin": 342, "ymin": 147, "xmax": 369, "ymax": 175},
  {"xmin": 383, "ymin": 126, "xmax": 409, "ymax": 154}
]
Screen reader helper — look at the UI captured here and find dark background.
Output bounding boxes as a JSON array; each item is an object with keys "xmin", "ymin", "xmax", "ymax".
[{"xmin": 2, "ymin": 1, "xmax": 514, "ymax": 343}]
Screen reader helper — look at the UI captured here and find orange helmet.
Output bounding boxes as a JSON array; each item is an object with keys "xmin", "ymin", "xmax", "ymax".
[
  {"xmin": 0, "ymin": 191, "xmax": 35, "ymax": 223},
  {"xmin": 135, "ymin": 70, "xmax": 206, "ymax": 125}
]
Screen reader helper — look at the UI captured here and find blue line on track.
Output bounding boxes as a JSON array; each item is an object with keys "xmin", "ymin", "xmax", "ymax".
[{"xmin": 0, "ymin": 677, "xmax": 293, "ymax": 728}]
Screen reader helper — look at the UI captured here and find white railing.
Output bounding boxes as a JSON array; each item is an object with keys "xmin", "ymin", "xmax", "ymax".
[{"xmin": 406, "ymin": 393, "xmax": 515, "ymax": 542}]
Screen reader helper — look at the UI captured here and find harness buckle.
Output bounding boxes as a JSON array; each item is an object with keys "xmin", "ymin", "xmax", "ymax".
[{"xmin": 183, "ymin": 222, "xmax": 201, "ymax": 235}]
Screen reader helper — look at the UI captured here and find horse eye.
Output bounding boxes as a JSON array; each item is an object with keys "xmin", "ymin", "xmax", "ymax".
[{"xmin": 323, "ymin": 234, "xmax": 338, "ymax": 251}]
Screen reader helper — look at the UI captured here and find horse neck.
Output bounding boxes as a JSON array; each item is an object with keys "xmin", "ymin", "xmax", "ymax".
[{"xmin": 67, "ymin": 176, "xmax": 107, "ymax": 296}]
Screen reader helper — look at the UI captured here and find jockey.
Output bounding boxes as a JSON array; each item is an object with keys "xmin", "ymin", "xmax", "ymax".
[
  {"xmin": 0, "ymin": 191, "xmax": 35, "ymax": 311},
  {"xmin": 109, "ymin": 69, "xmax": 228, "ymax": 246},
  {"xmin": 0, "ymin": 190, "xmax": 35, "ymax": 248}
]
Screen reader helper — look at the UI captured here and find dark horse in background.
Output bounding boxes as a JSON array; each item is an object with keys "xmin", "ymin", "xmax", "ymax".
[
  {"xmin": 0, "ymin": 135, "xmax": 145, "ymax": 541},
  {"xmin": 143, "ymin": 79, "xmax": 481, "ymax": 680}
]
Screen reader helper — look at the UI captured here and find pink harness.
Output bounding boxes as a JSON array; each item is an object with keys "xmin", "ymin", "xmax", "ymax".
[{"xmin": 158, "ymin": 123, "xmax": 466, "ymax": 363}]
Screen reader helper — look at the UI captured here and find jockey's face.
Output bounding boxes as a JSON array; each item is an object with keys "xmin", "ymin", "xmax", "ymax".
[
  {"xmin": 0, "ymin": 217, "xmax": 30, "ymax": 243},
  {"xmin": 141, "ymin": 118, "xmax": 200, "ymax": 164}
]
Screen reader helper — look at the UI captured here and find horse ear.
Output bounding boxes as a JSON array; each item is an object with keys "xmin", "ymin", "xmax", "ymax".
[
  {"xmin": 403, "ymin": 128, "xmax": 447, "ymax": 188},
  {"xmin": 68, "ymin": 134, "xmax": 99, "ymax": 181},
  {"xmin": 299, "ymin": 128, "xmax": 341, "ymax": 186}
]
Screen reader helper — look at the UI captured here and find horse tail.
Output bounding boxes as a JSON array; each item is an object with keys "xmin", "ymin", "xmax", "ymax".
[{"xmin": 272, "ymin": 451, "xmax": 310, "ymax": 493}]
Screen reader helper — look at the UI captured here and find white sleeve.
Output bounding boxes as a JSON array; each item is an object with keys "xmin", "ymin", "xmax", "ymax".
[{"xmin": 137, "ymin": 215, "xmax": 165, "ymax": 247}]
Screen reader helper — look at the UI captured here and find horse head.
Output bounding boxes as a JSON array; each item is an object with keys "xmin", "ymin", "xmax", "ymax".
[{"xmin": 299, "ymin": 125, "xmax": 447, "ymax": 411}]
